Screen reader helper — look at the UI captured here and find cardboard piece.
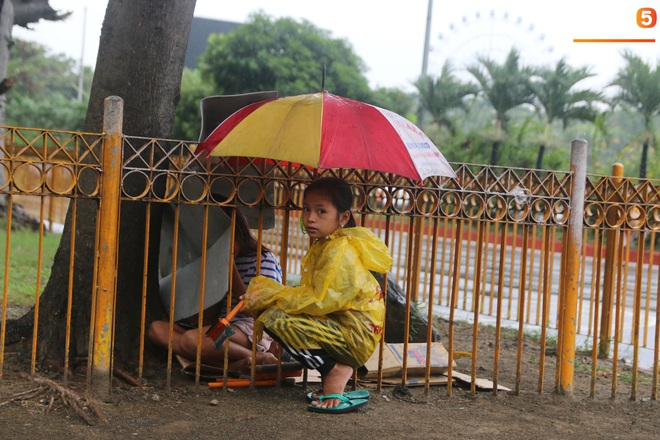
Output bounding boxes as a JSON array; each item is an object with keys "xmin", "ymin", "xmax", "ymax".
[
  {"xmin": 158, "ymin": 203, "xmax": 232, "ymax": 322},
  {"xmin": 377, "ymin": 375, "xmax": 450, "ymax": 387},
  {"xmin": 361, "ymin": 342, "xmax": 454, "ymax": 379},
  {"xmin": 448, "ymin": 370, "xmax": 512, "ymax": 392},
  {"xmin": 177, "ymin": 355, "xmax": 231, "ymax": 381}
]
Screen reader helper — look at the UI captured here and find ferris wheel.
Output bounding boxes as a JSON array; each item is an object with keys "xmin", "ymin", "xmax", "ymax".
[{"xmin": 428, "ymin": 10, "xmax": 556, "ymax": 77}]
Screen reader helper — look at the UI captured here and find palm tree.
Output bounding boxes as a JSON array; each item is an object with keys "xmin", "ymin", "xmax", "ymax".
[
  {"xmin": 414, "ymin": 61, "xmax": 479, "ymax": 136},
  {"xmin": 532, "ymin": 58, "xmax": 604, "ymax": 169},
  {"xmin": 467, "ymin": 48, "xmax": 535, "ymax": 165},
  {"xmin": 609, "ymin": 51, "xmax": 660, "ymax": 178}
]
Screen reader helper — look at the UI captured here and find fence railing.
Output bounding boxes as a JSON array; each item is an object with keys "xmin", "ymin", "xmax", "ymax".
[{"xmin": 1, "ymin": 98, "xmax": 659, "ymax": 400}]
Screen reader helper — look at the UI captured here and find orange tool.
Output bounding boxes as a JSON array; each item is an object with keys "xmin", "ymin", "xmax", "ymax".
[
  {"xmin": 206, "ymin": 299, "xmax": 245, "ymax": 348},
  {"xmin": 208, "ymin": 378, "xmax": 277, "ymax": 388}
]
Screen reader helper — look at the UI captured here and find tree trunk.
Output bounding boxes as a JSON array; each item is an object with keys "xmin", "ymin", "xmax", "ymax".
[
  {"xmin": 535, "ymin": 143, "xmax": 545, "ymax": 170},
  {"xmin": 490, "ymin": 140, "xmax": 500, "ymax": 166},
  {"xmin": 639, "ymin": 140, "xmax": 648, "ymax": 179},
  {"xmin": 10, "ymin": 0, "xmax": 197, "ymax": 371},
  {"xmin": 372, "ymin": 273, "xmax": 442, "ymax": 343}
]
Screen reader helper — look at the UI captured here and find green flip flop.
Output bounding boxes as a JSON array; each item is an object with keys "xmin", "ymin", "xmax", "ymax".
[
  {"xmin": 307, "ymin": 393, "xmax": 368, "ymax": 414},
  {"xmin": 306, "ymin": 389, "xmax": 370, "ymax": 403}
]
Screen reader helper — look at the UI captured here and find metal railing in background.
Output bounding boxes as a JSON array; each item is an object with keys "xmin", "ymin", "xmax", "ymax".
[{"xmin": 1, "ymin": 99, "xmax": 659, "ymax": 400}]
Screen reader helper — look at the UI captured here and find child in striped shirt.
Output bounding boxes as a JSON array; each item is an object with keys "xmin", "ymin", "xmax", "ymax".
[{"xmin": 148, "ymin": 208, "xmax": 283, "ymax": 371}]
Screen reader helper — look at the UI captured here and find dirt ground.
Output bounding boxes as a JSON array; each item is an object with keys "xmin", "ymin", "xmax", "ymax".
[{"xmin": 1, "ymin": 321, "xmax": 658, "ymax": 440}]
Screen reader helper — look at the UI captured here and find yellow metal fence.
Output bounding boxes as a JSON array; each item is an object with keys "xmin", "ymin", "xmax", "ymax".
[{"xmin": 1, "ymin": 99, "xmax": 659, "ymax": 400}]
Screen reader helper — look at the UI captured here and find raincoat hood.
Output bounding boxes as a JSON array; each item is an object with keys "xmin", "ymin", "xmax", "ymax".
[{"xmin": 326, "ymin": 227, "xmax": 393, "ymax": 274}]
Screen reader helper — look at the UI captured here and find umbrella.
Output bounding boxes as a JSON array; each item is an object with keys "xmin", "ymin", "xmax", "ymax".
[{"xmin": 196, "ymin": 91, "xmax": 456, "ymax": 182}]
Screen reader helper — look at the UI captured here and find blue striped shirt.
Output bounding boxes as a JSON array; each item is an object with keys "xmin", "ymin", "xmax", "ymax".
[{"xmin": 235, "ymin": 250, "xmax": 282, "ymax": 285}]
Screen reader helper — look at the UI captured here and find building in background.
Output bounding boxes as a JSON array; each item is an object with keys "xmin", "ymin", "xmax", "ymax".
[{"xmin": 185, "ymin": 17, "xmax": 241, "ymax": 69}]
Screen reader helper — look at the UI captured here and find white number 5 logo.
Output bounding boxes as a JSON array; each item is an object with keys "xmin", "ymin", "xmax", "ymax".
[{"xmin": 637, "ymin": 8, "xmax": 657, "ymax": 28}]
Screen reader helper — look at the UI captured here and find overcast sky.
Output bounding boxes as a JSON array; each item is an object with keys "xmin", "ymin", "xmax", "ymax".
[{"xmin": 13, "ymin": 0, "xmax": 659, "ymax": 92}]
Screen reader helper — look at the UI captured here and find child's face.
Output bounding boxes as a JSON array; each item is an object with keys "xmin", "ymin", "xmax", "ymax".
[{"xmin": 302, "ymin": 191, "xmax": 350, "ymax": 239}]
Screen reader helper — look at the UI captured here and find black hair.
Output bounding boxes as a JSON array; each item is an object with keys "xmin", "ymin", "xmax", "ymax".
[
  {"xmin": 221, "ymin": 206, "xmax": 272, "ymax": 256},
  {"xmin": 304, "ymin": 177, "xmax": 357, "ymax": 227}
]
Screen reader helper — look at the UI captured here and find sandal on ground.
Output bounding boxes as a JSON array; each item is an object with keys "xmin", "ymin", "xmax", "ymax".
[
  {"xmin": 307, "ymin": 393, "xmax": 368, "ymax": 414},
  {"xmin": 306, "ymin": 389, "xmax": 370, "ymax": 402}
]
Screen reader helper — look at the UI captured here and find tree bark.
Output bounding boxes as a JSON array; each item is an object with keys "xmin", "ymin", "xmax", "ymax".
[
  {"xmin": 372, "ymin": 273, "xmax": 442, "ymax": 344},
  {"xmin": 490, "ymin": 140, "xmax": 501, "ymax": 166},
  {"xmin": 639, "ymin": 140, "xmax": 648, "ymax": 179},
  {"xmin": 535, "ymin": 143, "xmax": 545, "ymax": 170},
  {"xmin": 10, "ymin": 0, "xmax": 197, "ymax": 371}
]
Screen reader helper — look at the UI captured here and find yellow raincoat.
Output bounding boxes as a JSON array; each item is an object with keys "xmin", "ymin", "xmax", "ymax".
[{"xmin": 244, "ymin": 227, "xmax": 393, "ymax": 368}]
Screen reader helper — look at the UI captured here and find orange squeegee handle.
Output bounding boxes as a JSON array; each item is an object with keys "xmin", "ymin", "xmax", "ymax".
[{"xmin": 205, "ymin": 300, "xmax": 245, "ymax": 342}]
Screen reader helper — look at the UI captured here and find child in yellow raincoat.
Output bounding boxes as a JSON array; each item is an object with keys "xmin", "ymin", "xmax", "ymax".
[{"xmin": 243, "ymin": 177, "xmax": 393, "ymax": 414}]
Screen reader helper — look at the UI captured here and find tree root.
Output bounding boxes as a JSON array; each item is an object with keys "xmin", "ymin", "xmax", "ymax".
[
  {"xmin": 114, "ymin": 366, "xmax": 142, "ymax": 388},
  {"xmin": 0, "ymin": 387, "xmax": 47, "ymax": 407},
  {"xmin": 1, "ymin": 376, "xmax": 111, "ymax": 426}
]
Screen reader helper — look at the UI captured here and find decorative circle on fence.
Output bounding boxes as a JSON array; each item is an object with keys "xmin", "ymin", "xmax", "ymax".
[
  {"xmin": 391, "ymin": 188, "xmax": 414, "ymax": 214},
  {"xmin": 13, "ymin": 163, "xmax": 43, "ymax": 193},
  {"xmin": 583, "ymin": 203, "xmax": 603, "ymax": 227},
  {"xmin": 180, "ymin": 174, "xmax": 208, "ymax": 203},
  {"xmin": 236, "ymin": 178, "xmax": 262, "ymax": 207},
  {"xmin": 417, "ymin": 190, "xmax": 438, "ymax": 215},
  {"xmin": 121, "ymin": 170, "xmax": 155, "ymax": 200},
  {"xmin": 156, "ymin": 171, "xmax": 183, "ymax": 202},
  {"xmin": 209, "ymin": 177, "xmax": 235, "ymax": 204},
  {"xmin": 625, "ymin": 206, "xmax": 645, "ymax": 229},
  {"xmin": 440, "ymin": 191, "xmax": 461, "ymax": 217},
  {"xmin": 352, "ymin": 185, "xmax": 367, "ymax": 212},
  {"xmin": 77, "ymin": 167, "xmax": 101, "ymax": 197},
  {"xmin": 485, "ymin": 195, "xmax": 506, "ymax": 221},
  {"xmin": 45, "ymin": 164, "xmax": 75, "ymax": 195},
  {"xmin": 289, "ymin": 182, "xmax": 308, "ymax": 210},
  {"xmin": 647, "ymin": 206, "xmax": 660, "ymax": 230},
  {"xmin": 530, "ymin": 199, "xmax": 551, "ymax": 224},
  {"xmin": 265, "ymin": 181, "xmax": 288, "ymax": 208},
  {"xmin": 463, "ymin": 194, "xmax": 485, "ymax": 219},
  {"xmin": 0, "ymin": 163, "xmax": 10, "ymax": 191},
  {"xmin": 507, "ymin": 197, "xmax": 529, "ymax": 222},
  {"xmin": 552, "ymin": 200, "xmax": 569, "ymax": 225},
  {"xmin": 604, "ymin": 205, "xmax": 625, "ymax": 228},
  {"xmin": 366, "ymin": 187, "xmax": 387, "ymax": 213}
]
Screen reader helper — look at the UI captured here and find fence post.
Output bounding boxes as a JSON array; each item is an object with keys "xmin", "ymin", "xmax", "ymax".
[
  {"xmin": 599, "ymin": 163, "xmax": 623, "ymax": 358},
  {"xmin": 91, "ymin": 96, "xmax": 123, "ymax": 395},
  {"xmin": 559, "ymin": 139, "xmax": 588, "ymax": 395}
]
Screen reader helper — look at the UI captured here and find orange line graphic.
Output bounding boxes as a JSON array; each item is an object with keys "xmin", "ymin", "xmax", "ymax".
[{"xmin": 573, "ymin": 38, "xmax": 656, "ymax": 43}]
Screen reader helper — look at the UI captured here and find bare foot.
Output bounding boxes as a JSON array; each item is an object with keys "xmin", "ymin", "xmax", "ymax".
[
  {"xmin": 267, "ymin": 341, "xmax": 282, "ymax": 356},
  {"xmin": 227, "ymin": 352, "xmax": 277, "ymax": 371},
  {"xmin": 254, "ymin": 351, "xmax": 278, "ymax": 365},
  {"xmin": 310, "ymin": 362, "xmax": 353, "ymax": 409},
  {"xmin": 227, "ymin": 358, "xmax": 251, "ymax": 372}
]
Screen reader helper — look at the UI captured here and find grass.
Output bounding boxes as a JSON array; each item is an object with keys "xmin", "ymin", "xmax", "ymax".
[
  {"xmin": 572, "ymin": 355, "xmax": 654, "ymax": 385},
  {"xmin": 0, "ymin": 219, "xmax": 61, "ymax": 307},
  {"xmin": 526, "ymin": 329, "xmax": 558, "ymax": 348}
]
